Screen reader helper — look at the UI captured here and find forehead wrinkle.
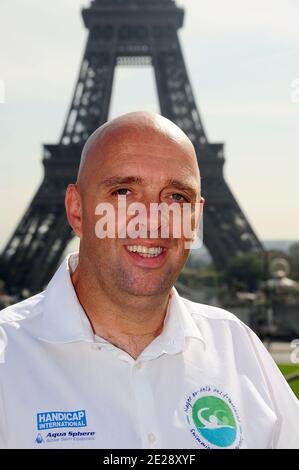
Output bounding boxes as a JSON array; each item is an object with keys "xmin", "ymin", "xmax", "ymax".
[{"xmin": 100, "ymin": 176, "xmax": 145, "ymax": 188}]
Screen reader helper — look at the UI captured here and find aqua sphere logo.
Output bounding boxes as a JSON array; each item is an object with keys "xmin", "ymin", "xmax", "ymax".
[{"xmin": 185, "ymin": 387, "xmax": 243, "ymax": 449}]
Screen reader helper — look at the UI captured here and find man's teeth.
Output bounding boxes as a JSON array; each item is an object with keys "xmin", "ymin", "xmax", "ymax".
[{"xmin": 126, "ymin": 245, "xmax": 164, "ymax": 257}]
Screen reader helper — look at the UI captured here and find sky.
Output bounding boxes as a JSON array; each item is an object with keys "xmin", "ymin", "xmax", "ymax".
[{"xmin": 0, "ymin": 0, "xmax": 299, "ymax": 252}]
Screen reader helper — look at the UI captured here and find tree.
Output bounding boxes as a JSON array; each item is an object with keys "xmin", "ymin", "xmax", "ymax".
[
  {"xmin": 225, "ymin": 252, "xmax": 265, "ymax": 293},
  {"xmin": 289, "ymin": 243, "xmax": 299, "ymax": 281}
]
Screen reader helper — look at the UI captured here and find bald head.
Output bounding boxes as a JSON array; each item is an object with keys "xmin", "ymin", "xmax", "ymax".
[{"xmin": 76, "ymin": 111, "xmax": 200, "ymax": 192}]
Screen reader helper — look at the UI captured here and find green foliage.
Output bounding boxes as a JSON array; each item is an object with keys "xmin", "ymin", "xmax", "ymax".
[
  {"xmin": 179, "ymin": 265, "xmax": 219, "ymax": 289},
  {"xmin": 278, "ymin": 363, "xmax": 299, "ymax": 399},
  {"xmin": 289, "ymin": 243, "xmax": 299, "ymax": 281},
  {"xmin": 224, "ymin": 252, "xmax": 265, "ymax": 293}
]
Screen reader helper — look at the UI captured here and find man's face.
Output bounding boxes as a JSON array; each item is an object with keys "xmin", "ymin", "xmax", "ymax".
[{"xmin": 76, "ymin": 128, "xmax": 201, "ymax": 297}]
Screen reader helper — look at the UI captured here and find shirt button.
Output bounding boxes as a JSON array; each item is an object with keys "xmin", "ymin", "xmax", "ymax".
[
  {"xmin": 148, "ymin": 432, "xmax": 156, "ymax": 444},
  {"xmin": 92, "ymin": 344, "xmax": 102, "ymax": 351},
  {"xmin": 135, "ymin": 362, "xmax": 142, "ymax": 369}
]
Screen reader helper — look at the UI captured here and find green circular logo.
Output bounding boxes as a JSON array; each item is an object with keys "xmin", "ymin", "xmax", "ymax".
[{"xmin": 192, "ymin": 395, "xmax": 237, "ymax": 447}]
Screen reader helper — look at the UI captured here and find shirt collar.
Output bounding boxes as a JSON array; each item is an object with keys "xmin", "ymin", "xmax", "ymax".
[
  {"xmin": 39, "ymin": 252, "xmax": 206, "ymax": 355},
  {"xmin": 139, "ymin": 283, "xmax": 205, "ymax": 359},
  {"xmin": 39, "ymin": 252, "xmax": 94, "ymax": 343}
]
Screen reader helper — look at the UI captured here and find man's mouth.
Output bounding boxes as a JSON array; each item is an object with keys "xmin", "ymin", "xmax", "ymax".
[{"xmin": 125, "ymin": 245, "xmax": 165, "ymax": 258}]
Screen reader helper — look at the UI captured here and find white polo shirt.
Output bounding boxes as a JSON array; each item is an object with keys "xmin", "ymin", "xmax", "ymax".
[{"xmin": 0, "ymin": 252, "xmax": 298, "ymax": 449}]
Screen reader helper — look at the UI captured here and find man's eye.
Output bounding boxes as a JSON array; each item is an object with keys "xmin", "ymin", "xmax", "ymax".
[
  {"xmin": 112, "ymin": 188, "xmax": 131, "ymax": 196},
  {"xmin": 171, "ymin": 193, "xmax": 186, "ymax": 202}
]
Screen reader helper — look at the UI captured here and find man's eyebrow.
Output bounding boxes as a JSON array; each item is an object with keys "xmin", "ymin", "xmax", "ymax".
[
  {"xmin": 100, "ymin": 176, "xmax": 144, "ymax": 187},
  {"xmin": 166, "ymin": 179, "xmax": 199, "ymax": 198},
  {"xmin": 99, "ymin": 176, "xmax": 199, "ymax": 197}
]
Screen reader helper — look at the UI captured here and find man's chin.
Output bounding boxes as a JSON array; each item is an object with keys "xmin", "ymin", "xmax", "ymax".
[{"xmin": 122, "ymin": 281, "xmax": 171, "ymax": 297}]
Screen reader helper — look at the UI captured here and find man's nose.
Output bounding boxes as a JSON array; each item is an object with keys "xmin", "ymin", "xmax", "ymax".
[
  {"xmin": 136, "ymin": 197, "xmax": 173, "ymax": 238},
  {"xmin": 135, "ymin": 198, "xmax": 160, "ymax": 236}
]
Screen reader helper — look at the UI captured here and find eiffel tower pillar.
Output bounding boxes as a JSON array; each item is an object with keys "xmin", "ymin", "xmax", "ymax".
[{"xmin": 0, "ymin": 0, "xmax": 263, "ymax": 295}]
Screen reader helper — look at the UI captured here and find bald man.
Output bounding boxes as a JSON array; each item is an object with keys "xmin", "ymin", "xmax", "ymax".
[{"xmin": 0, "ymin": 112, "xmax": 298, "ymax": 450}]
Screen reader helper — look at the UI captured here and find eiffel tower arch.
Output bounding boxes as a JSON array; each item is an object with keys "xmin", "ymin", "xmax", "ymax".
[{"xmin": 0, "ymin": 0, "xmax": 263, "ymax": 295}]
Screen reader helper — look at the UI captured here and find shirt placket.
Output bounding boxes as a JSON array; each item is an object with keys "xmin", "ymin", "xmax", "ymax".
[{"xmin": 130, "ymin": 360, "xmax": 160, "ymax": 449}]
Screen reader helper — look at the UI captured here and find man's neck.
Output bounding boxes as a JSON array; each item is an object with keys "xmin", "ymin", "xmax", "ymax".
[{"xmin": 70, "ymin": 265, "xmax": 172, "ymax": 360}]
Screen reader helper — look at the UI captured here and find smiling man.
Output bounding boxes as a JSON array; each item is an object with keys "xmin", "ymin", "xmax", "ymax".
[
  {"xmin": 67, "ymin": 111, "xmax": 201, "ymax": 359},
  {"xmin": 0, "ymin": 112, "xmax": 298, "ymax": 449}
]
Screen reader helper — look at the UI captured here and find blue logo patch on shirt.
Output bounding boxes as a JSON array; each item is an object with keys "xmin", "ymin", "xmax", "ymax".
[{"xmin": 37, "ymin": 410, "xmax": 87, "ymax": 430}]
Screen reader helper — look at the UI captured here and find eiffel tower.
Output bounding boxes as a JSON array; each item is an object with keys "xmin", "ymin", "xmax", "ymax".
[{"xmin": 0, "ymin": 0, "xmax": 263, "ymax": 295}]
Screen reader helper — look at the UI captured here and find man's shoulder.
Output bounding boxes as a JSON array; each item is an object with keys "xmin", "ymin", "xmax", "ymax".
[
  {"xmin": 180, "ymin": 295, "xmax": 243, "ymax": 324},
  {"xmin": 178, "ymin": 294, "xmax": 254, "ymax": 341},
  {"xmin": 179, "ymin": 295, "xmax": 261, "ymax": 352},
  {"xmin": 0, "ymin": 291, "xmax": 45, "ymax": 330}
]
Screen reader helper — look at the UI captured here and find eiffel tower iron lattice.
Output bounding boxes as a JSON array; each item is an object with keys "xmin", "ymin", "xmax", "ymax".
[{"xmin": 0, "ymin": 0, "xmax": 263, "ymax": 295}]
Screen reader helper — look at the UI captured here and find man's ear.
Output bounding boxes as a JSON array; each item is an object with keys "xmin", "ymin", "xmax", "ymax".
[
  {"xmin": 189, "ymin": 196, "xmax": 205, "ymax": 250},
  {"xmin": 193, "ymin": 196, "xmax": 205, "ymax": 239},
  {"xmin": 65, "ymin": 184, "xmax": 83, "ymax": 239},
  {"xmin": 183, "ymin": 196, "xmax": 205, "ymax": 250}
]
